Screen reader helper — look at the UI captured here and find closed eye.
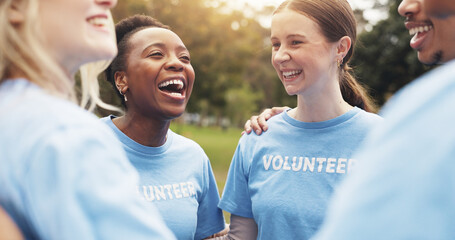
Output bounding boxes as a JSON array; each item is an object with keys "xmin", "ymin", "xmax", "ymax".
[
  {"xmin": 180, "ymin": 55, "xmax": 191, "ymax": 62},
  {"xmin": 148, "ymin": 51, "xmax": 163, "ymax": 57}
]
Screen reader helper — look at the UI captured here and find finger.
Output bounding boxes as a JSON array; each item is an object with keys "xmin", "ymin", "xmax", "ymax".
[
  {"xmin": 258, "ymin": 115, "xmax": 269, "ymax": 132},
  {"xmin": 250, "ymin": 116, "xmax": 263, "ymax": 135},
  {"xmin": 271, "ymin": 106, "xmax": 287, "ymax": 115},
  {"xmin": 243, "ymin": 120, "xmax": 252, "ymax": 134}
]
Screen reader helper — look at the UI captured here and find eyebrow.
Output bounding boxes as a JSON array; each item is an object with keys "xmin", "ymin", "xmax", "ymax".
[
  {"xmin": 142, "ymin": 42, "xmax": 189, "ymax": 55},
  {"xmin": 271, "ymin": 34, "xmax": 308, "ymax": 41}
]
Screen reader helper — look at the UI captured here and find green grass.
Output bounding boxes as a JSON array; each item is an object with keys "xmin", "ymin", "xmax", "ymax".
[{"xmin": 170, "ymin": 123, "xmax": 243, "ymax": 222}]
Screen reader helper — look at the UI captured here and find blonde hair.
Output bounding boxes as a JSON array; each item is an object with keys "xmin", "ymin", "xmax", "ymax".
[
  {"xmin": 0, "ymin": 0, "xmax": 118, "ymax": 112},
  {"xmin": 79, "ymin": 12, "xmax": 121, "ymax": 113}
]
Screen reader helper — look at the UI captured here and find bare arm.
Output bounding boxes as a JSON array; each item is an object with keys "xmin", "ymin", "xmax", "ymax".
[
  {"xmin": 205, "ymin": 214, "xmax": 258, "ymax": 240},
  {"xmin": 243, "ymin": 107, "xmax": 288, "ymax": 135},
  {"xmin": 0, "ymin": 207, "xmax": 23, "ymax": 240}
]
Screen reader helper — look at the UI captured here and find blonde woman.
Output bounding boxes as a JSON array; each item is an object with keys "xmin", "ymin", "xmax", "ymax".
[{"xmin": 0, "ymin": 0, "xmax": 174, "ymax": 239}]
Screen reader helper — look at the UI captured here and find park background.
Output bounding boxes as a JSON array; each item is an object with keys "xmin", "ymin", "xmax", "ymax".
[{"xmin": 86, "ymin": 0, "xmax": 434, "ymax": 221}]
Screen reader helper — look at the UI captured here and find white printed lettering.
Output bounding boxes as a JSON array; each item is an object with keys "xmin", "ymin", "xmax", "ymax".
[
  {"xmin": 303, "ymin": 157, "xmax": 315, "ymax": 172},
  {"xmin": 282, "ymin": 156, "xmax": 291, "ymax": 170},
  {"xmin": 180, "ymin": 182, "xmax": 189, "ymax": 197},
  {"xmin": 164, "ymin": 185, "xmax": 173, "ymax": 199},
  {"xmin": 263, "ymin": 155, "xmax": 273, "ymax": 170},
  {"xmin": 143, "ymin": 186, "xmax": 155, "ymax": 201},
  {"xmin": 154, "ymin": 186, "xmax": 166, "ymax": 200},
  {"xmin": 173, "ymin": 183, "xmax": 182, "ymax": 199},
  {"xmin": 291, "ymin": 157, "xmax": 302, "ymax": 171},
  {"xmin": 336, "ymin": 158, "xmax": 347, "ymax": 173},
  {"xmin": 317, "ymin": 158, "xmax": 327, "ymax": 172},
  {"xmin": 326, "ymin": 158, "xmax": 336, "ymax": 173},
  {"xmin": 187, "ymin": 181, "xmax": 196, "ymax": 196},
  {"xmin": 272, "ymin": 155, "xmax": 283, "ymax": 170}
]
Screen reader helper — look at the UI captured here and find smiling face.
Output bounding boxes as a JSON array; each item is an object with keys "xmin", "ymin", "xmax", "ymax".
[
  {"xmin": 38, "ymin": 0, "xmax": 118, "ymax": 75},
  {"xmin": 271, "ymin": 8, "xmax": 339, "ymax": 97},
  {"xmin": 399, "ymin": 0, "xmax": 455, "ymax": 65},
  {"xmin": 122, "ymin": 27, "xmax": 195, "ymax": 120}
]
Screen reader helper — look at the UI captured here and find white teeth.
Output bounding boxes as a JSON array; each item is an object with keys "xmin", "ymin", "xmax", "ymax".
[
  {"xmin": 409, "ymin": 25, "xmax": 433, "ymax": 35},
  {"xmin": 88, "ymin": 17, "xmax": 108, "ymax": 27},
  {"xmin": 158, "ymin": 79, "xmax": 184, "ymax": 90},
  {"xmin": 169, "ymin": 92, "xmax": 183, "ymax": 97},
  {"xmin": 282, "ymin": 70, "xmax": 302, "ymax": 78}
]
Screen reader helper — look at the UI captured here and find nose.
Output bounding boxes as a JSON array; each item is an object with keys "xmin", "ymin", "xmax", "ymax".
[
  {"xmin": 165, "ymin": 55, "xmax": 185, "ymax": 71},
  {"xmin": 95, "ymin": 0, "xmax": 117, "ymax": 9},
  {"xmin": 398, "ymin": 0, "xmax": 420, "ymax": 18},
  {"xmin": 272, "ymin": 46, "xmax": 291, "ymax": 65}
]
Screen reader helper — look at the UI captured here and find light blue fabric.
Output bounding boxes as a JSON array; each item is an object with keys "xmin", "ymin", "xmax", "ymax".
[
  {"xmin": 219, "ymin": 107, "xmax": 382, "ymax": 240},
  {"xmin": 313, "ymin": 60, "xmax": 455, "ymax": 240},
  {"xmin": 101, "ymin": 116, "xmax": 225, "ymax": 240},
  {"xmin": 0, "ymin": 79, "xmax": 175, "ymax": 240}
]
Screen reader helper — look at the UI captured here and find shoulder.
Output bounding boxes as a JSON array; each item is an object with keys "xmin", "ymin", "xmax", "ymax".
[
  {"xmin": 0, "ymin": 80, "xmax": 123, "ymax": 161},
  {"xmin": 351, "ymin": 108, "xmax": 383, "ymax": 128},
  {"xmin": 169, "ymin": 130, "xmax": 203, "ymax": 150},
  {"xmin": 381, "ymin": 61, "xmax": 455, "ymax": 118},
  {"xmin": 168, "ymin": 130, "xmax": 208, "ymax": 160}
]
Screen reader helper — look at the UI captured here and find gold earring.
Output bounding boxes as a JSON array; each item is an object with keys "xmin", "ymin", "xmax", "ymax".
[{"xmin": 118, "ymin": 88, "xmax": 127, "ymax": 102}]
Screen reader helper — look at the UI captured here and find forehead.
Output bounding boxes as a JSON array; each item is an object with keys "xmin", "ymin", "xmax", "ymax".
[
  {"xmin": 271, "ymin": 9, "xmax": 320, "ymax": 36},
  {"xmin": 129, "ymin": 27, "xmax": 186, "ymax": 49}
]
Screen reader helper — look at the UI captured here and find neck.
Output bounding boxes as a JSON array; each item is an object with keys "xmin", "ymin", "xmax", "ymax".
[
  {"xmin": 290, "ymin": 82, "xmax": 353, "ymax": 122},
  {"xmin": 113, "ymin": 112, "xmax": 170, "ymax": 147}
]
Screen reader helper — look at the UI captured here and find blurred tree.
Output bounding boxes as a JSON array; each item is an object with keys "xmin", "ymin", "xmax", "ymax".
[
  {"xmin": 89, "ymin": 0, "xmax": 431, "ymax": 125},
  {"xmin": 226, "ymin": 82, "xmax": 264, "ymax": 127},
  {"xmin": 103, "ymin": 0, "xmax": 287, "ymax": 126},
  {"xmin": 351, "ymin": 0, "xmax": 431, "ymax": 106}
]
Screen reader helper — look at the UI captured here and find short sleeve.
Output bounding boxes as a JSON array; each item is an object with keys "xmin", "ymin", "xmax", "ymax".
[
  {"xmin": 22, "ymin": 125, "xmax": 176, "ymax": 240},
  {"xmin": 194, "ymin": 156, "xmax": 225, "ymax": 240},
  {"xmin": 218, "ymin": 138, "xmax": 254, "ymax": 218}
]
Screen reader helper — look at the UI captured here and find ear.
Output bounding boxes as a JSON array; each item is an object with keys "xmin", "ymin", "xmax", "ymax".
[
  {"xmin": 8, "ymin": 0, "xmax": 25, "ymax": 25},
  {"xmin": 114, "ymin": 71, "xmax": 128, "ymax": 94},
  {"xmin": 336, "ymin": 36, "xmax": 352, "ymax": 60}
]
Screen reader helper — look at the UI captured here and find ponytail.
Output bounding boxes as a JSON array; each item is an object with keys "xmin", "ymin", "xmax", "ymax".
[{"xmin": 339, "ymin": 65, "xmax": 377, "ymax": 112}]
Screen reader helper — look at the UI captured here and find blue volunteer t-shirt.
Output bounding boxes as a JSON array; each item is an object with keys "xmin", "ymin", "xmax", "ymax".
[
  {"xmin": 313, "ymin": 60, "xmax": 455, "ymax": 240},
  {"xmin": 0, "ymin": 79, "xmax": 175, "ymax": 240},
  {"xmin": 219, "ymin": 107, "xmax": 381, "ymax": 240},
  {"xmin": 101, "ymin": 116, "xmax": 225, "ymax": 240}
]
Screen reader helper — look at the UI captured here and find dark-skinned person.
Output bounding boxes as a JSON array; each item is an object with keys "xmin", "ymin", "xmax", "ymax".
[{"xmin": 102, "ymin": 15, "xmax": 226, "ymax": 240}]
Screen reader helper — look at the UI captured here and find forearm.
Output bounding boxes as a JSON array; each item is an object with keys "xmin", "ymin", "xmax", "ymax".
[{"xmin": 206, "ymin": 214, "xmax": 258, "ymax": 240}]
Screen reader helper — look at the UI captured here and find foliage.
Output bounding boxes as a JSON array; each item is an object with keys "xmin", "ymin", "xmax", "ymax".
[
  {"xmin": 85, "ymin": 0, "xmax": 433, "ymax": 123},
  {"xmin": 102, "ymin": 0, "xmax": 292, "ymax": 126},
  {"xmin": 351, "ymin": 0, "xmax": 431, "ymax": 106}
]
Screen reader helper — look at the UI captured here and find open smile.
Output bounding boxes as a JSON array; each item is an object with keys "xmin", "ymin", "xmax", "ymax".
[
  {"xmin": 282, "ymin": 70, "xmax": 303, "ymax": 81},
  {"xmin": 158, "ymin": 79, "xmax": 186, "ymax": 98},
  {"xmin": 405, "ymin": 21, "xmax": 434, "ymax": 51}
]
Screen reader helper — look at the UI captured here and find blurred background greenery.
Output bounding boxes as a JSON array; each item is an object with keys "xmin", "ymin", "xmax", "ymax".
[
  {"xmin": 86, "ymin": 0, "xmax": 434, "ymax": 221},
  {"xmin": 97, "ymin": 0, "xmax": 431, "ymax": 125}
]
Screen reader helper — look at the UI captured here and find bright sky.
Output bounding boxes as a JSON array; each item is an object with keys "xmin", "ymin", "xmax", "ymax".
[{"xmin": 222, "ymin": 0, "xmax": 389, "ymax": 28}]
